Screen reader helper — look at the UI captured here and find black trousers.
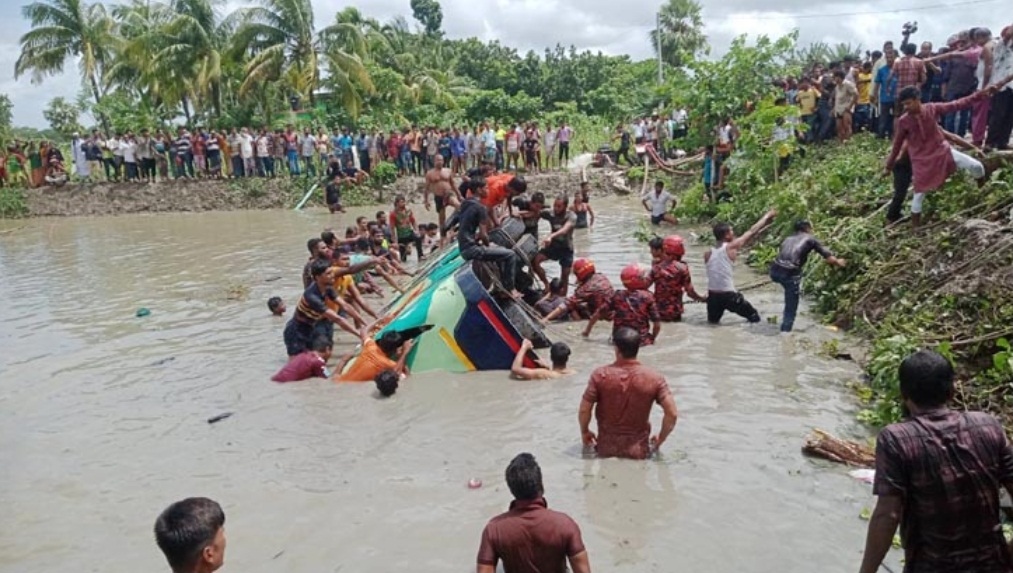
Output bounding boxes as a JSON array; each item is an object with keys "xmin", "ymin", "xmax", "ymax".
[
  {"xmin": 707, "ymin": 291, "xmax": 760, "ymax": 324},
  {"xmin": 887, "ymin": 156, "xmax": 913, "ymax": 223},
  {"xmin": 986, "ymin": 89, "xmax": 1013, "ymax": 150}
]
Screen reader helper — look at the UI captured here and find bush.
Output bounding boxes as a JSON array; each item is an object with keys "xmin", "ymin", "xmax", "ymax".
[
  {"xmin": 0, "ymin": 187, "xmax": 28, "ymax": 218},
  {"xmin": 370, "ymin": 161, "xmax": 398, "ymax": 187}
]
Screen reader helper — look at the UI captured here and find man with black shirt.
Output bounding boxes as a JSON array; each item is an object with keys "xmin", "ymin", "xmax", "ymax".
[
  {"xmin": 325, "ymin": 175, "xmax": 345, "ymax": 213},
  {"xmin": 532, "ymin": 195, "xmax": 577, "ymax": 295},
  {"xmin": 769, "ymin": 220, "xmax": 846, "ymax": 332},
  {"xmin": 458, "ymin": 178, "xmax": 522, "ymax": 298}
]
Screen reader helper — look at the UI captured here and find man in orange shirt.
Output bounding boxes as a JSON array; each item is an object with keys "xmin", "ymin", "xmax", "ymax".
[
  {"xmin": 335, "ymin": 330, "xmax": 414, "ymax": 382},
  {"xmin": 482, "ymin": 173, "xmax": 527, "ymax": 225}
]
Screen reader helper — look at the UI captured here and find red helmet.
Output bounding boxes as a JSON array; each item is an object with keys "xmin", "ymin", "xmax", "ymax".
[
  {"xmin": 573, "ymin": 258, "xmax": 596, "ymax": 282},
  {"xmin": 662, "ymin": 235, "xmax": 685, "ymax": 258},
  {"xmin": 620, "ymin": 263, "xmax": 653, "ymax": 290}
]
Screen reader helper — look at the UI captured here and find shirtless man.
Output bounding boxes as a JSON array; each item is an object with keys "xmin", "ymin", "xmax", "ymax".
[
  {"xmin": 424, "ymin": 154, "xmax": 459, "ymax": 240},
  {"xmin": 510, "ymin": 338, "xmax": 574, "ymax": 380}
]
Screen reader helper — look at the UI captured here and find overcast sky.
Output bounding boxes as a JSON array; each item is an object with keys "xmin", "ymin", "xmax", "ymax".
[{"xmin": 2, "ymin": 0, "xmax": 1002, "ymax": 128}]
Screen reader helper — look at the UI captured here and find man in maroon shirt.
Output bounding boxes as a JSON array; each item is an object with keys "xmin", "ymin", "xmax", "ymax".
[
  {"xmin": 578, "ymin": 327, "xmax": 678, "ymax": 459},
  {"xmin": 858, "ymin": 350, "xmax": 1013, "ymax": 573},
  {"xmin": 477, "ymin": 453, "xmax": 590, "ymax": 573}
]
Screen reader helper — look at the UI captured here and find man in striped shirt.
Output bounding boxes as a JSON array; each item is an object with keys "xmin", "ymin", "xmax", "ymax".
[{"xmin": 858, "ymin": 350, "xmax": 1013, "ymax": 573}]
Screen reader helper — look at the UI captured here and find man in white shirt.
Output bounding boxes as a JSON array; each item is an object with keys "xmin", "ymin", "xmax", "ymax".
[
  {"xmin": 986, "ymin": 25, "xmax": 1013, "ymax": 150},
  {"xmin": 238, "ymin": 127, "xmax": 255, "ymax": 177},
  {"xmin": 632, "ymin": 119, "xmax": 645, "ymax": 144},
  {"xmin": 109, "ymin": 134, "xmax": 124, "ymax": 181},
  {"xmin": 641, "ymin": 180, "xmax": 677, "ymax": 226},
  {"xmin": 300, "ymin": 128, "xmax": 317, "ymax": 176}
]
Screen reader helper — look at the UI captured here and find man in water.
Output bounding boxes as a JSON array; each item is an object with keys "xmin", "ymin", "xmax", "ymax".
[
  {"xmin": 532, "ymin": 195, "xmax": 576, "ymax": 295},
  {"xmin": 284, "ymin": 259, "xmax": 361, "ymax": 356},
  {"xmin": 858, "ymin": 350, "xmax": 1013, "ymax": 573},
  {"xmin": 424, "ymin": 154, "xmax": 459, "ymax": 239},
  {"xmin": 154, "ymin": 497, "xmax": 226, "ymax": 573},
  {"xmin": 458, "ymin": 178, "xmax": 522, "ymax": 298},
  {"xmin": 477, "ymin": 453, "xmax": 590, "ymax": 573},
  {"xmin": 271, "ymin": 335, "xmax": 332, "ymax": 383},
  {"xmin": 651, "ymin": 235, "xmax": 707, "ymax": 322},
  {"xmin": 641, "ymin": 180, "xmax": 678, "ymax": 225},
  {"xmin": 885, "ymin": 81, "xmax": 1012, "ymax": 227},
  {"xmin": 578, "ymin": 327, "xmax": 678, "ymax": 459},
  {"xmin": 704, "ymin": 209, "xmax": 776, "ymax": 325},
  {"xmin": 510, "ymin": 338, "xmax": 574, "ymax": 380},
  {"xmin": 482, "ymin": 172, "xmax": 527, "ymax": 225},
  {"xmin": 541, "ymin": 258, "xmax": 613, "ymax": 323},
  {"xmin": 335, "ymin": 329, "xmax": 414, "ymax": 382},
  {"xmin": 769, "ymin": 220, "xmax": 846, "ymax": 332},
  {"xmin": 583, "ymin": 263, "xmax": 661, "ymax": 345}
]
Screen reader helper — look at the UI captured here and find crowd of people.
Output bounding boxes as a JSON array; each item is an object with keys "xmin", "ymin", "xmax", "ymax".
[
  {"xmin": 136, "ymin": 21, "xmax": 1013, "ymax": 573},
  {"xmin": 0, "ymin": 120, "xmax": 586, "ymax": 190}
]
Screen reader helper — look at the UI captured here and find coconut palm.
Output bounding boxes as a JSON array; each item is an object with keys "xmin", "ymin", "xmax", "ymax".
[
  {"xmin": 649, "ymin": 0, "xmax": 707, "ymax": 68},
  {"xmin": 106, "ymin": 0, "xmax": 174, "ymax": 101},
  {"xmin": 156, "ymin": 0, "xmax": 231, "ymax": 120},
  {"xmin": 16, "ymin": 0, "xmax": 115, "ymax": 111}
]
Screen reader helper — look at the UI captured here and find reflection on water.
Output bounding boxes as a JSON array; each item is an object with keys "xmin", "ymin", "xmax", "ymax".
[{"xmin": 0, "ymin": 200, "xmax": 891, "ymax": 572}]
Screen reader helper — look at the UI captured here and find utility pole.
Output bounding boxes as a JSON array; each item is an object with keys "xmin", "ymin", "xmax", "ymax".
[{"xmin": 656, "ymin": 11, "xmax": 664, "ymax": 84}]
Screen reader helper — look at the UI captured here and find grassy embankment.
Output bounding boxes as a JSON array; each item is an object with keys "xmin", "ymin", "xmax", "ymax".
[{"xmin": 675, "ymin": 134, "xmax": 1013, "ymax": 429}]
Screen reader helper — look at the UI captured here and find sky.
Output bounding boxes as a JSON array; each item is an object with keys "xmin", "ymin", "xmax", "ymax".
[{"xmin": 2, "ymin": 0, "xmax": 1002, "ymax": 128}]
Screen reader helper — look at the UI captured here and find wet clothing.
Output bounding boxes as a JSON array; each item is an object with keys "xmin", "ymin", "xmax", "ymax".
[
  {"xmin": 337, "ymin": 340, "xmax": 397, "ymax": 382},
  {"xmin": 771, "ymin": 233, "xmax": 832, "ymax": 275},
  {"xmin": 283, "ymin": 283, "xmax": 336, "ymax": 356},
  {"xmin": 573, "ymin": 207, "xmax": 589, "ymax": 229},
  {"xmin": 457, "ymin": 197, "xmax": 487, "ymax": 252},
  {"xmin": 607, "ymin": 289, "xmax": 659, "ymax": 345},
  {"xmin": 582, "ymin": 359, "xmax": 672, "ymax": 459},
  {"xmin": 706, "ymin": 291, "xmax": 759, "ymax": 325},
  {"xmin": 706, "ymin": 243, "xmax": 735, "ymax": 292},
  {"xmin": 538, "ymin": 210, "xmax": 576, "ymax": 267},
  {"xmin": 535, "ymin": 294, "xmax": 568, "ymax": 318},
  {"xmin": 651, "ymin": 259, "xmax": 696, "ymax": 321},
  {"xmin": 325, "ymin": 182, "xmax": 342, "ymax": 211},
  {"xmin": 477, "ymin": 497, "xmax": 585, "ymax": 573},
  {"xmin": 566, "ymin": 274, "xmax": 615, "ymax": 320},
  {"xmin": 271, "ymin": 352, "xmax": 328, "ymax": 383},
  {"xmin": 483, "ymin": 173, "xmax": 515, "ymax": 210},
  {"xmin": 874, "ymin": 408, "xmax": 1013, "ymax": 573}
]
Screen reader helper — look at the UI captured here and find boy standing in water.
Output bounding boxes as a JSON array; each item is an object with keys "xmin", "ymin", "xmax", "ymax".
[{"xmin": 704, "ymin": 209, "xmax": 776, "ymax": 325}]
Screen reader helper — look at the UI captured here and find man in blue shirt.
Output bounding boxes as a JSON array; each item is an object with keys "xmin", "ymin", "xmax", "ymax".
[
  {"xmin": 357, "ymin": 131, "xmax": 371, "ymax": 172},
  {"xmin": 874, "ymin": 52, "xmax": 898, "ymax": 139},
  {"xmin": 337, "ymin": 128, "xmax": 353, "ymax": 165}
]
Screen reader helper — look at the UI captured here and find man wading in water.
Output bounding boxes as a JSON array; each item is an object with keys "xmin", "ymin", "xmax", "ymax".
[
  {"xmin": 704, "ymin": 209, "xmax": 776, "ymax": 325},
  {"xmin": 424, "ymin": 154, "xmax": 459, "ymax": 243},
  {"xmin": 578, "ymin": 327, "xmax": 678, "ymax": 459},
  {"xmin": 477, "ymin": 453, "xmax": 590, "ymax": 573},
  {"xmin": 858, "ymin": 350, "xmax": 1013, "ymax": 573},
  {"xmin": 769, "ymin": 220, "xmax": 846, "ymax": 332}
]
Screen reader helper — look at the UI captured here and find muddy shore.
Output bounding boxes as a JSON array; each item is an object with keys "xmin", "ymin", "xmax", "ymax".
[{"xmin": 15, "ymin": 163, "xmax": 645, "ymax": 218}]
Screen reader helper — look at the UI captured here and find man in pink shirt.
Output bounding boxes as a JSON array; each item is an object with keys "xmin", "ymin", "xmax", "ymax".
[{"xmin": 885, "ymin": 80, "xmax": 1011, "ymax": 227}]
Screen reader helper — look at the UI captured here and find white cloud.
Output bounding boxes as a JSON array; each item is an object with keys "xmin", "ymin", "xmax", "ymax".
[{"xmin": 3, "ymin": 0, "xmax": 999, "ymax": 127}]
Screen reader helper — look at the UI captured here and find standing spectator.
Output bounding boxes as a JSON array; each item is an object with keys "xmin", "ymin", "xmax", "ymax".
[
  {"xmin": 300, "ymin": 127, "xmax": 317, "ymax": 176},
  {"xmin": 558, "ymin": 121, "xmax": 573, "ymax": 168},
  {"xmin": 797, "ymin": 78, "xmax": 820, "ymax": 142},
  {"xmin": 257, "ymin": 129, "xmax": 274, "ymax": 177},
  {"xmin": 892, "ymin": 42, "xmax": 928, "ymax": 134},
  {"xmin": 854, "ymin": 62, "xmax": 874, "ymax": 132},
  {"xmin": 874, "ymin": 51, "xmax": 899, "ymax": 139},
  {"xmin": 833, "ymin": 70, "xmax": 859, "ymax": 142},
  {"xmin": 136, "ymin": 128, "xmax": 154, "ymax": 182},
  {"xmin": 933, "ymin": 33, "xmax": 979, "ymax": 137},
  {"xmin": 476, "ymin": 453, "xmax": 590, "ymax": 573},
  {"xmin": 857, "ymin": 350, "xmax": 1013, "ymax": 573},
  {"xmin": 272, "ymin": 128, "xmax": 287, "ymax": 176},
  {"xmin": 971, "ymin": 27, "xmax": 996, "ymax": 147},
  {"xmin": 577, "ymin": 327, "xmax": 678, "ymax": 459},
  {"xmin": 356, "ymin": 129, "xmax": 371, "ymax": 172},
  {"xmin": 238, "ymin": 127, "xmax": 255, "ymax": 177},
  {"xmin": 284, "ymin": 125, "xmax": 300, "ymax": 176},
  {"xmin": 986, "ymin": 25, "xmax": 1013, "ymax": 151}
]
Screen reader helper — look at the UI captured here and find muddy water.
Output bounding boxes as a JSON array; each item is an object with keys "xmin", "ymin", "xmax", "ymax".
[{"xmin": 0, "ymin": 200, "xmax": 895, "ymax": 573}]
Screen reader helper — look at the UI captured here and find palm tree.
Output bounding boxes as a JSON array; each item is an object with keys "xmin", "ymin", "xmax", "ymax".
[
  {"xmin": 231, "ymin": 0, "xmax": 317, "ymax": 104},
  {"xmin": 106, "ymin": 0, "xmax": 174, "ymax": 102},
  {"xmin": 156, "ymin": 0, "xmax": 230, "ymax": 120},
  {"xmin": 16, "ymin": 0, "xmax": 115, "ymax": 118},
  {"xmin": 649, "ymin": 0, "xmax": 707, "ymax": 68}
]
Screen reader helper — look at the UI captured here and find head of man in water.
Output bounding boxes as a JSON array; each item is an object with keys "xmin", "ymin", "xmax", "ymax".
[
  {"xmin": 375, "ymin": 369, "xmax": 400, "ymax": 398},
  {"xmin": 613, "ymin": 327, "xmax": 642, "ymax": 360},
  {"xmin": 552, "ymin": 194, "xmax": 569, "ymax": 216},
  {"xmin": 505, "ymin": 452, "xmax": 543, "ymax": 501},
  {"xmin": 712, "ymin": 221, "xmax": 734, "ymax": 243},
  {"xmin": 549, "ymin": 342, "xmax": 571, "ymax": 370},
  {"xmin": 154, "ymin": 497, "xmax": 226, "ymax": 573}
]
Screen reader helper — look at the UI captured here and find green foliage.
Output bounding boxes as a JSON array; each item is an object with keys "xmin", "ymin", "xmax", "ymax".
[
  {"xmin": 462, "ymin": 89, "xmax": 543, "ymax": 124},
  {"xmin": 650, "ymin": 0, "xmax": 708, "ymax": 68},
  {"xmin": 370, "ymin": 161, "xmax": 397, "ymax": 186},
  {"xmin": 627, "ymin": 166, "xmax": 646, "ymax": 183},
  {"xmin": 0, "ymin": 94, "xmax": 12, "ymax": 142},
  {"xmin": 43, "ymin": 97, "xmax": 84, "ymax": 137},
  {"xmin": 0, "ymin": 187, "xmax": 29, "ymax": 218},
  {"xmin": 677, "ymin": 120, "xmax": 1013, "ymax": 429},
  {"xmin": 672, "ymin": 32, "xmax": 799, "ymax": 147},
  {"xmin": 410, "ymin": 0, "xmax": 443, "ymax": 37}
]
